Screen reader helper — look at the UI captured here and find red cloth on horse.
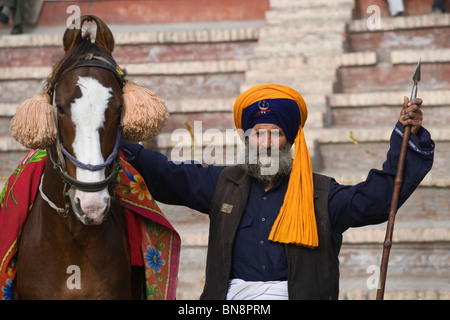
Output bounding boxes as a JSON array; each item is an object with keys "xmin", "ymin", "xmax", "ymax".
[{"xmin": 0, "ymin": 149, "xmax": 180, "ymax": 300}]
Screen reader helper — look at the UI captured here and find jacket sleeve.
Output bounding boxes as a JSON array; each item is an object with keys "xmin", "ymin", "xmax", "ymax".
[
  {"xmin": 120, "ymin": 140, "xmax": 224, "ymax": 214},
  {"xmin": 328, "ymin": 122, "xmax": 435, "ymax": 234}
]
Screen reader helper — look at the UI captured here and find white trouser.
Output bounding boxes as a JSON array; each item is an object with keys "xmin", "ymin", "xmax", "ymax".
[
  {"xmin": 387, "ymin": 0, "xmax": 404, "ymax": 16},
  {"xmin": 226, "ymin": 279, "xmax": 289, "ymax": 300}
]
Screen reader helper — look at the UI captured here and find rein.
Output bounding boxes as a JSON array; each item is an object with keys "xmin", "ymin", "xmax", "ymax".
[{"xmin": 43, "ymin": 54, "xmax": 126, "ymax": 215}]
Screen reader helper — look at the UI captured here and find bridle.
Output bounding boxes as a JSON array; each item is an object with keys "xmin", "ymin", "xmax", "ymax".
[{"xmin": 45, "ymin": 54, "xmax": 126, "ymax": 215}]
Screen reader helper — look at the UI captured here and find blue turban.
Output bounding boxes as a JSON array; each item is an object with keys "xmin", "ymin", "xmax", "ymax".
[{"xmin": 241, "ymin": 98, "xmax": 301, "ymax": 144}]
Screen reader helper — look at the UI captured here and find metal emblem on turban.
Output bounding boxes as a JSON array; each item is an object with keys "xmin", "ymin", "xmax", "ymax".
[{"xmin": 258, "ymin": 100, "xmax": 270, "ymax": 114}]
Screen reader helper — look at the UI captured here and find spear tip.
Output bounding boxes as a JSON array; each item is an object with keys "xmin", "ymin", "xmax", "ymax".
[{"xmin": 413, "ymin": 58, "xmax": 421, "ymax": 83}]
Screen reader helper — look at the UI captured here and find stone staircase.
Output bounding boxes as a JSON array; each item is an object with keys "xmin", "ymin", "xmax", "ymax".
[{"xmin": 1, "ymin": 0, "xmax": 449, "ymax": 300}]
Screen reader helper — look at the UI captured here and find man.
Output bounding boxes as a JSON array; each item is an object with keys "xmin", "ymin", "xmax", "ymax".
[
  {"xmin": 121, "ymin": 84, "xmax": 434, "ymax": 299},
  {"xmin": 0, "ymin": 0, "xmax": 24, "ymax": 34},
  {"xmin": 387, "ymin": 0, "xmax": 404, "ymax": 17}
]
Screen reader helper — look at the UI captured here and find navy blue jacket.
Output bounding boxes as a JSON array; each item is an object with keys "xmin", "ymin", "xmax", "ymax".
[{"xmin": 120, "ymin": 122, "xmax": 434, "ymax": 281}]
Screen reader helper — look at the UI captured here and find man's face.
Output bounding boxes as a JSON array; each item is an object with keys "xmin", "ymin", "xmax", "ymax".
[
  {"xmin": 244, "ymin": 123, "xmax": 292, "ymax": 181},
  {"xmin": 248, "ymin": 123, "xmax": 288, "ymax": 151}
]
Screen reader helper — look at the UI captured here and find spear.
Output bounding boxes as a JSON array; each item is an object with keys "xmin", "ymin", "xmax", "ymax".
[{"xmin": 376, "ymin": 59, "xmax": 421, "ymax": 300}]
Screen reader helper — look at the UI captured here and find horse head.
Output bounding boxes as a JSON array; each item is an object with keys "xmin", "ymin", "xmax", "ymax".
[{"xmin": 10, "ymin": 15, "xmax": 168, "ymax": 225}]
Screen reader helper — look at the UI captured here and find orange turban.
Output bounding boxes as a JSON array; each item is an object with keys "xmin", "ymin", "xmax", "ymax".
[{"xmin": 233, "ymin": 84, "xmax": 318, "ymax": 248}]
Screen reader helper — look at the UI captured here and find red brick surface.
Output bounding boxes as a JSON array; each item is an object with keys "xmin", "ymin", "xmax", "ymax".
[
  {"xmin": 355, "ymin": 0, "xmax": 450, "ymax": 18},
  {"xmin": 337, "ymin": 64, "xmax": 450, "ymax": 93},
  {"xmin": 348, "ymin": 28, "xmax": 450, "ymax": 53},
  {"xmin": 37, "ymin": 0, "xmax": 269, "ymax": 26},
  {"xmin": 0, "ymin": 41, "xmax": 256, "ymax": 67}
]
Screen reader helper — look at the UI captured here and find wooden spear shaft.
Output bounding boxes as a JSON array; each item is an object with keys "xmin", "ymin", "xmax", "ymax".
[{"xmin": 376, "ymin": 59, "xmax": 421, "ymax": 300}]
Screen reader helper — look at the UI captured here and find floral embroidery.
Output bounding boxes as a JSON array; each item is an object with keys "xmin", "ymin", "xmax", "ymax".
[
  {"xmin": 2, "ymin": 279, "xmax": 17, "ymax": 300},
  {"xmin": 144, "ymin": 246, "xmax": 166, "ymax": 274},
  {"xmin": 1, "ymin": 152, "xmax": 180, "ymax": 300},
  {"xmin": 130, "ymin": 174, "xmax": 152, "ymax": 201}
]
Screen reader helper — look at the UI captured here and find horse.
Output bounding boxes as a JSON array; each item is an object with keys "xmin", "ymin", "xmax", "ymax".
[{"xmin": 9, "ymin": 15, "xmax": 168, "ymax": 299}]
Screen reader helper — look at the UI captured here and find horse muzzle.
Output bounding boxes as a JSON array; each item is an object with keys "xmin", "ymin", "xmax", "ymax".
[{"xmin": 69, "ymin": 188, "xmax": 111, "ymax": 225}]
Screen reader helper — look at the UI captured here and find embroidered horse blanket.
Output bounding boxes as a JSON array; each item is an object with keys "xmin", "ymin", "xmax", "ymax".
[{"xmin": 0, "ymin": 149, "xmax": 180, "ymax": 300}]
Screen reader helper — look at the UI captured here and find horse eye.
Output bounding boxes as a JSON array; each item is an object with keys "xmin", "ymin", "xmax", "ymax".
[{"xmin": 56, "ymin": 103, "xmax": 67, "ymax": 115}]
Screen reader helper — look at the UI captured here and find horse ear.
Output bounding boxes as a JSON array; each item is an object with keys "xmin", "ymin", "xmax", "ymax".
[
  {"xmin": 63, "ymin": 15, "xmax": 87, "ymax": 52},
  {"xmin": 63, "ymin": 15, "xmax": 115, "ymax": 54},
  {"xmin": 91, "ymin": 15, "xmax": 115, "ymax": 55},
  {"xmin": 10, "ymin": 93, "xmax": 56, "ymax": 149},
  {"xmin": 121, "ymin": 82, "xmax": 169, "ymax": 143}
]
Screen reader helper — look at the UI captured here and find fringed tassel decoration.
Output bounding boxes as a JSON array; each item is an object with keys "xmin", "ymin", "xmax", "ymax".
[
  {"xmin": 121, "ymin": 82, "xmax": 169, "ymax": 143},
  {"xmin": 10, "ymin": 93, "xmax": 56, "ymax": 149}
]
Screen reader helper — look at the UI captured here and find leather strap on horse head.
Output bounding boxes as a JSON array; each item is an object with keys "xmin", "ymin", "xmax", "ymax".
[
  {"xmin": 48, "ymin": 54, "xmax": 124, "ymax": 197},
  {"xmin": 49, "ymin": 90, "xmax": 122, "ymax": 193}
]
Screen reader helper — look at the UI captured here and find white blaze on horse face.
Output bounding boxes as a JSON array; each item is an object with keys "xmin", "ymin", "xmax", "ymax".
[{"xmin": 71, "ymin": 76, "xmax": 112, "ymax": 224}]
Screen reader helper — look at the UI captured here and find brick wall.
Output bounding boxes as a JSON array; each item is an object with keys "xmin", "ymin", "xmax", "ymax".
[{"xmin": 37, "ymin": 0, "xmax": 270, "ymax": 26}]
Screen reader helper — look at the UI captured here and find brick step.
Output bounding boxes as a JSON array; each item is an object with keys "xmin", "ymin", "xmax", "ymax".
[
  {"xmin": 244, "ymin": 79, "xmax": 335, "ymax": 95},
  {"xmin": 391, "ymin": 48, "xmax": 450, "ymax": 64},
  {"xmin": 0, "ymin": 21, "xmax": 262, "ymax": 47},
  {"xmin": 254, "ymin": 39, "xmax": 345, "ymax": 58},
  {"xmin": 354, "ymin": 0, "xmax": 449, "ymax": 18},
  {"xmin": 258, "ymin": 28, "xmax": 345, "ymax": 44},
  {"xmin": 31, "ymin": 0, "xmax": 269, "ymax": 26},
  {"xmin": 330, "ymin": 90, "xmax": 450, "ymax": 107},
  {"xmin": 259, "ymin": 22, "xmax": 346, "ymax": 40},
  {"xmin": 0, "ymin": 21, "xmax": 262, "ymax": 67},
  {"xmin": 265, "ymin": 7, "xmax": 353, "ymax": 25},
  {"xmin": 246, "ymin": 67, "xmax": 337, "ymax": 83},
  {"xmin": 329, "ymin": 90, "xmax": 450, "ymax": 128},
  {"xmin": 0, "ymin": 41, "xmax": 257, "ymax": 68},
  {"xmin": 330, "ymin": 90, "xmax": 450, "ymax": 127},
  {"xmin": 339, "ymin": 241, "xmax": 450, "ymax": 300},
  {"xmin": 332, "ymin": 103, "xmax": 450, "ymax": 128},
  {"xmin": 349, "ymin": 13, "xmax": 450, "ymax": 33},
  {"xmin": 339, "ymin": 242, "xmax": 450, "ymax": 284},
  {"xmin": 340, "ymin": 277, "xmax": 450, "ymax": 300},
  {"xmin": 348, "ymin": 14, "xmax": 450, "ymax": 54},
  {"xmin": 269, "ymin": 0, "xmax": 354, "ymax": 10},
  {"xmin": 246, "ymin": 52, "xmax": 377, "ymax": 72},
  {"xmin": 337, "ymin": 63, "xmax": 450, "ymax": 94}
]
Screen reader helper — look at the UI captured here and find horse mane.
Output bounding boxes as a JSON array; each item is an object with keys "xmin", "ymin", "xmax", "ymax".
[{"xmin": 44, "ymin": 32, "xmax": 118, "ymax": 95}]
